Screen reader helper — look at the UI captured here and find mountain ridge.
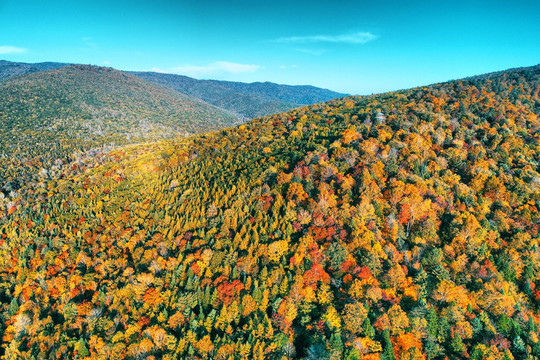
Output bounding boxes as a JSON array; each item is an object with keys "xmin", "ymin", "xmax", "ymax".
[
  {"xmin": 130, "ymin": 71, "xmax": 347, "ymax": 120},
  {"xmin": 129, "ymin": 71, "xmax": 298, "ymax": 120},
  {"xmin": 0, "ymin": 60, "xmax": 347, "ymax": 121},
  {"xmin": 0, "ymin": 60, "xmax": 68, "ymax": 81}
]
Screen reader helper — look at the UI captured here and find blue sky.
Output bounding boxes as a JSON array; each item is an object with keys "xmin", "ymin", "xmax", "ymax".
[{"xmin": 1, "ymin": 0, "xmax": 539, "ymax": 94}]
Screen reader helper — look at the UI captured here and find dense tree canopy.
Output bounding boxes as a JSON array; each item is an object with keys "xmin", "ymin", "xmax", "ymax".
[
  {"xmin": 0, "ymin": 65, "xmax": 239, "ymax": 193},
  {"xmin": 0, "ymin": 65, "xmax": 539, "ymax": 359}
]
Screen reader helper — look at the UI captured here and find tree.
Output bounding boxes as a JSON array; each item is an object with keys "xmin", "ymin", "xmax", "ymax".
[
  {"xmin": 382, "ymin": 329, "xmax": 396, "ymax": 360},
  {"xmin": 343, "ymin": 302, "xmax": 368, "ymax": 334},
  {"xmin": 450, "ymin": 333, "xmax": 465, "ymax": 355},
  {"xmin": 75, "ymin": 338, "xmax": 90, "ymax": 358},
  {"xmin": 329, "ymin": 333, "xmax": 344, "ymax": 360},
  {"xmin": 387, "ymin": 304, "xmax": 409, "ymax": 336}
]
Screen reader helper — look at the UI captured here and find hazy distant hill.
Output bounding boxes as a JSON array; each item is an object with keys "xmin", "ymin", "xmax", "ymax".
[
  {"xmin": 0, "ymin": 64, "xmax": 238, "ymax": 191},
  {"xmin": 209, "ymin": 78, "xmax": 348, "ymax": 105},
  {"xmin": 131, "ymin": 71, "xmax": 348, "ymax": 119},
  {"xmin": 1, "ymin": 61, "xmax": 347, "ymax": 120},
  {"xmin": 0, "ymin": 60, "xmax": 68, "ymax": 81},
  {"xmin": 1, "ymin": 64, "xmax": 539, "ymax": 359}
]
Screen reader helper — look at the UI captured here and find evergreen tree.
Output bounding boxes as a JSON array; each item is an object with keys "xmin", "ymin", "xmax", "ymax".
[
  {"xmin": 363, "ymin": 316, "xmax": 375, "ymax": 338},
  {"xmin": 329, "ymin": 333, "xmax": 344, "ymax": 359},
  {"xmin": 75, "ymin": 339, "xmax": 90, "ymax": 358},
  {"xmin": 382, "ymin": 329, "xmax": 396, "ymax": 360},
  {"xmin": 450, "ymin": 333, "xmax": 465, "ymax": 355}
]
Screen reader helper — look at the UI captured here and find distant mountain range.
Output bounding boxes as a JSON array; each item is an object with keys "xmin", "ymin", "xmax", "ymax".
[
  {"xmin": 0, "ymin": 60, "xmax": 347, "ymax": 120},
  {"xmin": 130, "ymin": 71, "xmax": 348, "ymax": 120}
]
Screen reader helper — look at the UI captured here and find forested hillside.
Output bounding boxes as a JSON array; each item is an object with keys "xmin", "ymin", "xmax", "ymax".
[
  {"xmin": 0, "ymin": 61, "xmax": 347, "ymax": 121},
  {"xmin": 131, "ymin": 71, "xmax": 347, "ymax": 120},
  {"xmin": 0, "ymin": 60, "xmax": 67, "ymax": 81},
  {"xmin": 0, "ymin": 64, "xmax": 238, "ymax": 193},
  {"xmin": 208, "ymin": 79, "xmax": 348, "ymax": 106},
  {"xmin": 0, "ymin": 65, "xmax": 539, "ymax": 359}
]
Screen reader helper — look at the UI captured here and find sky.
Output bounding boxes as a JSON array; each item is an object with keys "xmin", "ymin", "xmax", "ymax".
[{"xmin": 0, "ymin": 0, "xmax": 539, "ymax": 94}]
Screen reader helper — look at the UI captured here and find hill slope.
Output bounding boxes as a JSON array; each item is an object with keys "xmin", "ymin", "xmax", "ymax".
[
  {"xmin": 209, "ymin": 79, "xmax": 348, "ymax": 105},
  {"xmin": 0, "ymin": 65, "xmax": 539, "ymax": 359},
  {"xmin": 0, "ymin": 65, "xmax": 238, "ymax": 192},
  {"xmin": 0, "ymin": 60, "xmax": 68, "ymax": 81},
  {"xmin": 1, "ymin": 61, "xmax": 347, "ymax": 121},
  {"xmin": 131, "ymin": 71, "xmax": 347, "ymax": 120}
]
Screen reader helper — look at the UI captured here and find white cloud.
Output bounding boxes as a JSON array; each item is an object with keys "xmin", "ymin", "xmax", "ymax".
[
  {"xmin": 170, "ymin": 65, "xmax": 213, "ymax": 76},
  {"xmin": 103, "ymin": 61, "xmax": 110, "ymax": 65},
  {"xmin": 150, "ymin": 67, "xmax": 167, "ymax": 73},
  {"xmin": 213, "ymin": 61, "xmax": 260, "ymax": 73},
  {"xmin": 274, "ymin": 31, "xmax": 377, "ymax": 44},
  {"xmin": 295, "ymin": 48, "xmax": 327, "ymax": 56},
  {"xmin": 0, "ymin": 45, "xmax": 27, "ymax": 54},
  {"xmin": 157, "ymin": 61, "xmax": 261, "ymax": 77}
]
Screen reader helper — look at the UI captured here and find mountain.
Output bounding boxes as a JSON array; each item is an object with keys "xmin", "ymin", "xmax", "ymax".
[
  {"xmin": 0, "ymin": 64, "xmax": 238, "ymax": 192},
  {"xmin": 129, "ymin": 71, "xmax": 295, "ymax": 120},
  {"xmin": 208, "ymin": 79, "xmax": 348, "ymax": 105},
  {"xmin": 1, "ymin": 61, "xmax": 347, "ymax": 121},
  {"xmin": 1, "ymin": 65, "xmax": 539, "ymax": 359},
  {"xmin": 0, "ymin": 60, "xmax": 68, "ymax": 81},
  {"xmin": 130, "ymin": 71, "xmax": 348, "ymax": 120},
  {"xmin": 130, "ymin": 72, "xmax": 347, "ymax": 120}
]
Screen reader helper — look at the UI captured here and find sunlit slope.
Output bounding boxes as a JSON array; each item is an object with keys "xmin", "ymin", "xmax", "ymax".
[
  {"xmin": 0, "ymin": 65, "xmax": 539, "ymax": 359},
  {"xmin": 0, "ymin": 65, "xmax": 239, "ymax": 192}
]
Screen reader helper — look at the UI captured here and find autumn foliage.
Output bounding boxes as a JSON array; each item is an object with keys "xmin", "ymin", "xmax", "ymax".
[{"xmin": 0, "ymin": 65, "xmax": 539, "ymax": 359}]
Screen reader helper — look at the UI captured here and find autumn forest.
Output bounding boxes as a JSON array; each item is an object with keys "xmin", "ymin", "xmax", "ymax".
[{"xmin": 0, "ymin": 63, "xmax": 539, "ymax": 360}]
